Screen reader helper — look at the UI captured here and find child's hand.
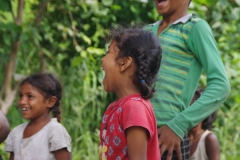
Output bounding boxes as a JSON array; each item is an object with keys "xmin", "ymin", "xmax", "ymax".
[
  {"xmin": 158, "ymin": 126, "xmax": 182, "ymax": 160},
  {"xmin": 99, "ymin": 145, "xmax": 107, "ymax": 160}
]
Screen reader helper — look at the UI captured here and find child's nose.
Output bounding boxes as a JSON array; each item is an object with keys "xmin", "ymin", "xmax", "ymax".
[{"xmin": 18, "ymin": 97, "xmax": 26, "ymax": 106}]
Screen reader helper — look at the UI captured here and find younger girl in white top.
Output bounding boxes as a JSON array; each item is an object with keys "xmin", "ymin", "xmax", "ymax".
[
  {"xmin": 4, "ymin": 73, "xmax": 71, "ymax": 160},
  {"xmin": 188, "ymin": 89, "xmax": 220, "ymax": 160}
]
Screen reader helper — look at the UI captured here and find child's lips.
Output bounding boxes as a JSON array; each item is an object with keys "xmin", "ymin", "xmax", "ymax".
[
  {"xmin": 101, "ymin": 65, "xmax": 105, "ymax": 70},
  {"xmin": 158, "ymin": 0, "xmax": 166, "ymax": 2},
  {"xmin": 157, "ymin": 0, "xmax": 167, "ymax": 5},
  {"xmin": 21, "ymin": 107, "xmax": 30, "ymax": 111},
  {"xmin": 20, "ymin": 107, "xmax": 31, "ymax": 115}
]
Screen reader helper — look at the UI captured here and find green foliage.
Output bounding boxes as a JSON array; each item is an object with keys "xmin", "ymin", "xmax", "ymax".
[
  {"xmin": 0, "ymin": 0, "xmax": 12, "ymax": 12},
  {"xmin": 0, "ymin": 0, "xmax": 240, "ymax": 159}
]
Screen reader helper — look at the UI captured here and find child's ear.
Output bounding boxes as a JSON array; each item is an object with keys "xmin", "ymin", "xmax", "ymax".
[
  {"xmin": 119, "ymin": 57, "xmax": 133, "ymax": 72},
  {"xmin": 46, "ymin": 96, "xmax": 57, "ymax": 108}
]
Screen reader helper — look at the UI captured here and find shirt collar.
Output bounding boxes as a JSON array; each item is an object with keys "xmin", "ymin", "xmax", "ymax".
[
  {"xmin": 153, "ymin": 14, "xmax": 193, "ymax": 27},
  {"xmin": 172, "ymin": 14, "xmax": 192, "ymax": 24}
]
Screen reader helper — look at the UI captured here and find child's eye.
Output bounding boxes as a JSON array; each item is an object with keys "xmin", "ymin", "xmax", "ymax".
[
  {"xmin": 28, "ymin": 95, "xmax": 34, "ymax": 98},
  {"xmin": 19, "ymin": 94, "xmax": 22, "ymax": 98}
]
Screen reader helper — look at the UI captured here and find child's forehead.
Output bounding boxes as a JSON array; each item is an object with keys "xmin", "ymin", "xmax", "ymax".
[
  {"xmin": 20, "ymin": 83, "xmax": 41, "ymax": 93},
  {"xmin": 107, "ymin": 40, "xmax": 119, "ymax": 50},
  {"xmin": 21, "ymin": 83, "xmax": 35, "ymax": 89}
]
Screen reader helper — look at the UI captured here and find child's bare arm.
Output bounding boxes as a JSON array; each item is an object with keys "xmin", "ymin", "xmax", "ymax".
[
  {"xmin": 205, "ymin": 133, "xmax": 220, "ymax": 160},
  {"xmin": 0, "ymin": 111, "xmax": 10, "ymax": 143},
  {"xmin": 126, "ymin": 126, "xmax": 148, "ymax": 160},
  {"xmin": 53, "ymin": 148, "xmax": 71, "ymax": 160},
  {"xmin": 9, "ymin": 152, "xmax": 14, "ymax": 160}
]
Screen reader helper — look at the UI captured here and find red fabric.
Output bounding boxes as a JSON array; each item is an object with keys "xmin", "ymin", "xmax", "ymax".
[{"xmin": 100, "ymin": 94, "xmax": 160, "ymax": 160}]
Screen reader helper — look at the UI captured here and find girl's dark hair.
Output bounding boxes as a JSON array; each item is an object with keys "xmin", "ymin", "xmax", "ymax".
[
  {"xmin": 106, "ymin": 26, "xmax": 162, "ymax": 99},
  {"xmin": 192, "ymin": 89, "xmax": 217, "ymax": 130},
  {"xmin": 202, "ymin": 111, "xmax": 217, "ymax": 130},
  {"xmin": 20, "ymin": 73, "xmax": 62, "ymax": 122},
  {"xmin": 189, "ymin": 0, "xmax": 192, "ymax": 5}
]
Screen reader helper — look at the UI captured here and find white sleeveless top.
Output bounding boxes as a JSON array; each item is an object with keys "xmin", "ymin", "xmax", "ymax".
[{"xmin": 190, "ymin": 130, "xmax": 211, "ymax": 160}]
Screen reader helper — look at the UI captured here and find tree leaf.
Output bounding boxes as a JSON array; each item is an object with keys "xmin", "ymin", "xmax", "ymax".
[
  {"xmin": 0, "ymin": 0, "xmax": 12, "ymax": 12},
  {"xmin": 236, "ymin": 0, "xmax": 240, "ymax": 6}
]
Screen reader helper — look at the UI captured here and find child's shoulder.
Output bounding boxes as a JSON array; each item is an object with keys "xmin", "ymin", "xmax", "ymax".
[
  {"xmin": 11, "ymin": 122, "xmax": 28, "ymax": 132},
  {"xmin": 189, "ymin": 15, "xmax": 204, "ymax": 23},
  {"xmin": 205, "ymin": 131, "xmax": 218, "ymax": 142},
  {"xmin": 123, "ymin": 94, "xmax": 151, "ymax": 109},
  {"xmin": 48, "ymin": 118, "xmax": 66, "ymax": 128},
  {"xmin": 205, "ymin": 131, "xmax": 220, "ymax": 152},
  {"xmin": 184, "ymin": 15, "xmax": 209, "ymax": 28},
  {"xmin": 123, "ymin": 94, "xmax": 144, "ymax": 103},
  {"xmin": 144, "ymin": 15, "xmax": 208, "ymax": 33},
  {"xmin": 47, "ymin": 118, "xmax": 69, "ymax": 133},
  {"xmin": 47, "ymin": 118, "xmax": 71, "ymax": 141}
]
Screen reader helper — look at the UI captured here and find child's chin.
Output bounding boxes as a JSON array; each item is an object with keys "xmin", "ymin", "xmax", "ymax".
[
  {"xmin": 23, "ymin": 116, "xmax": 31, "ymax": 120},
  {"xmin": 103, "ymin": 86, "xmax": 113, "ymax": 93},
  {"xmin": 103, "ymin": 87, "xmax": 110, "ymax": 92}
]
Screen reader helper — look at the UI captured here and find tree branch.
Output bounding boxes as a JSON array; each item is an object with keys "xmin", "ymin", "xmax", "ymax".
[
  {"xmin": 68, "ymin": 11, "xmax": 81, "ymax": 48},
  {"xmin": 33, "ymin": 0, "xmax": 51, "ymax": 26},
  {"xmin": 4, "ymin": 42, "xmax": 19, "ymax": 96},
  {"xmin": 10, "ymin": 1, "xmax": 16, "ymax": 22},
  {"xmin": 0, "ymin": 0, "xmax": 24, "ymax": 114},
  {"xmin": 32, "ymin": 0, "xmax": 51, "ymax": 72},
  {"xmin": 16, "ymin": 0, "xmax": 24, "ymax": 25}
]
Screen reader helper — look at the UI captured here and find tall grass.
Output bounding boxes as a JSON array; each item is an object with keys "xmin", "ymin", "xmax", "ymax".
[
  {"xmin": 60, "ymin": 65, "xmax": 114, "ymax": 160},
  {"xmin": 214, "ymin": 103, "xmax": 240, "ymax": 160}
]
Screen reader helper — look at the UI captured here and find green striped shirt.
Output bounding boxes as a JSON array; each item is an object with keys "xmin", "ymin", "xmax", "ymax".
[{"xmin": 145, "ymin": 15, "xmax": 230, "ymax": 138}]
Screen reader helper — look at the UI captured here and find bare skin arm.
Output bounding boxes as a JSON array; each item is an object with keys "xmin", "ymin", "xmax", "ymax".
[
  {"xmin": 126, "ymin": 126, "xmax": 148, "ymax": 160},
  {"xmin": 0, "ymin": 110, "xmax": 10, "ymax": 143},
  {"xmin": 9, "ymin": 152, "xmax": 14, "ymax": 160},
  {"xmin": 53, "ymin": 148, "xmax": 71, "ymax": 160},
  {"xmin": 158, "ymin": 126, "xmax": 182, "ymax": 160},
  {"xmin": 205, "ymin": 133, "xmax": 220, "ymax": 160}
]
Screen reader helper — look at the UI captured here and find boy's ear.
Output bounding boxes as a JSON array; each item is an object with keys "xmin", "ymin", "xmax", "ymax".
[
  {"xmin": 119, "ymin": 57, "xmax": 133, "ymax": 72},
  {"xmin": 46, "ymin": 96, "xmax": 57, "ymax": 108}
]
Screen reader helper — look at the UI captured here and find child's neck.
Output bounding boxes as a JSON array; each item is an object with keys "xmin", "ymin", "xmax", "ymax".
[
  {"xmin": 189, "ymin": 125, "xmax": 206, "ymax": 157},
  {"xmin": 158, "ymin": 12, "xmax": 188, "ymax": 35},
  {"xmin": 115, "ymin": 79, "xmax": 140, "ymax": 100},
  {"xmin": 28, "ymin": 116, "xmax": 51, "ymax": 126},
  {"xmin": 23, "ymin": 116, "xmax": 51, "ymax": 138},
  {"xmin": 189, "ymin": 129, "xmax": 205, "ymax": 141},
  {"xmin": 188, "ymin": 123, "xmax": 205, "ymax": 141},
  {"xmin": 117, "ymin": 90, "xmax": 140, "ymax": 100}
]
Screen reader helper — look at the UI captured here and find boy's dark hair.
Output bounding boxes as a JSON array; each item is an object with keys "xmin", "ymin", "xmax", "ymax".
[
  {"xmin": 192, "ymin": 89, "xmax": 217, "ymax": 130},
  {"xmin": 106, "ymin": 26, "xmax": 162, "ymax": 99},
  {"xmin": 20, "ymin": 73, "xmax": 62, "ymax": 122}
]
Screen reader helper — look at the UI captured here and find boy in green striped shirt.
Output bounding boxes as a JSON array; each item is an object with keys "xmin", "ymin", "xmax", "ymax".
[{"xmin": 145, "ymin": 0, "xmax": 230, "ymax": 159}]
